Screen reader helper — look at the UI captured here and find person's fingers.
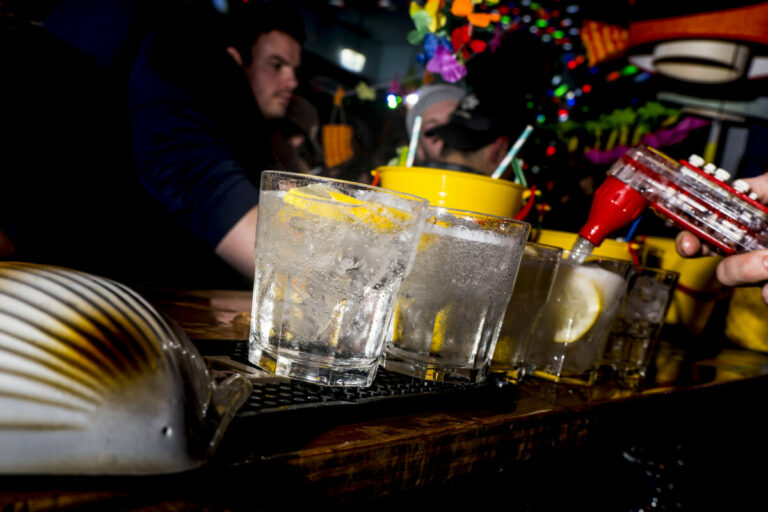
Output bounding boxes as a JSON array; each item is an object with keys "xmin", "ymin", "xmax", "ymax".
[
  {"xmin": 675, "ymin": 231, "xmax": 702, "ymax": 256},
  {"xmin": 674, "ymin": 231, "xmax": 716, "ymax": 257},
  {"xmin": 743, "ymin": 174, "xmax": 768, "ymax": 203},
  {"xmin": 715, "ymin": 249, "xmax": 768, "ymax": 286},
  {"xmin": 762, "ymin": 282, "xmax": 768, "ymax": 306}
]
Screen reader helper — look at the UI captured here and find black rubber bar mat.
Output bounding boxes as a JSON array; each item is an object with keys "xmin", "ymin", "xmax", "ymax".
[{"xmin": 193, "ymin": 339, "xmax": 519, "ymax": 418}]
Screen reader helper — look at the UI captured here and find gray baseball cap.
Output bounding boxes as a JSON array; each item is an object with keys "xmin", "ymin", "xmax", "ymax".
[
  {"xmin": 424, "ymin": 93, "xmax": 503, "ymax": 152},
  {"xmin": 405, "ymin": 84, "xmax": 466, "ymax": 137}
]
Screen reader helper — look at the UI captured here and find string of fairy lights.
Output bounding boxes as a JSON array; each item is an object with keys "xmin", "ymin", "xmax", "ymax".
[
  {"xmin": 389, "ymin": 0, "xmax": 650, "ymax": 128},
  {"xmin": 317, "ymin": 0, "xmax": 681, "ymax": 172}
]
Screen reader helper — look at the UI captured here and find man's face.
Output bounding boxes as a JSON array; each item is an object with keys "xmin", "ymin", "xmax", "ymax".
[
  {"xmin": 418, "ymin": 99, "xmax": 459, "ymax": 162},
  {"xmin": 244, "ymin": 30, "xmax": 301, "ymax": 119}
]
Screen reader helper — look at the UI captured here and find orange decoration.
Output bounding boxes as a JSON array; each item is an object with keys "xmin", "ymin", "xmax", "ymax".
[
  {"xmin": 628, "ymin": 3, "xmax": 768, "ymax": 49},
  {"xmin": 333, "ymin": 85, "xmax": 345, "ymax": 107},
  {"xmin": 450, "ymin": 0, "xmax": 472, "ymax": 17},
  {"xmin": 467, "ymin": 12, "xmax": 500, "ymax": 28},
  {"xmin": 322, "ymin": 124, "xmax": 354, "ymax": 168},
  {"xmin": 581, "ymin": 20, "xmax": 629, "ymax": 67},
  {"xmin": 451, "ymin": 0, "xmax": 500, "ymax": 27}
]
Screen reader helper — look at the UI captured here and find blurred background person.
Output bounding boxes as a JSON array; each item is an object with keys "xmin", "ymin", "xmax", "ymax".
[
  {"xmin": 405, "ymin": 83, "xmax": 466, "ymax": 165},
  {"xmin": 129, "ymin": 0, "xmax": 305, "ymax": 284},
  {"xmin": 273, "ymin": 95, "xmax": 325, "ymax": 174},
  {"xmin": 422, "ymin": 93, "xmax": 515, "ymax": 177},
  {"xmin": 0, "ymin": 0, "xmax": 307, "ymax": 288}
]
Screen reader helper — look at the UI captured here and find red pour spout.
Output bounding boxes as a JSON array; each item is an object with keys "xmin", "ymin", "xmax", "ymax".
[{"xmin": 578, "ymin": 176, "xmax": 650, "ymax": 246}]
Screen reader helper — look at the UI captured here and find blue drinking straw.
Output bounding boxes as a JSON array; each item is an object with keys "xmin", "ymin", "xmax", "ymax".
[
  {"xmin": 491, "ymin": 124, "xmax": 534, "ymax": 180},
  {"xmin": 623, "ymin": 214, "xmax": 644, "ymax": 242},
  {"xmin": 406, "ymin": 115, "xmax": 422, "ymax": 168}
]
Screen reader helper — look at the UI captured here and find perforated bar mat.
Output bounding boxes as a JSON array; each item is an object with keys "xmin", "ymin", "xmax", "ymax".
[{"xmin": 193, "ymin": 339, "xmax": 518, "ymax": 419}]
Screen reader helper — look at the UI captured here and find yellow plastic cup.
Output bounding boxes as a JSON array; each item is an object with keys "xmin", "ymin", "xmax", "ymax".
[
  {"xmin": 725, "ymin": 288, "xmax": 768, "ymax": 353},
  {"xmin": 531, "ymin": 229, "xmax": 634, "ymax": 262},
  {"xmin": 372, "ymin": 166, "xmax": 527, "ymax": 218}
]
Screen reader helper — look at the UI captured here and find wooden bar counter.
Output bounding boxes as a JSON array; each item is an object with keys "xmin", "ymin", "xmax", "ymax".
[{"xmin": 3, "ymin": 288, "xmax": 768, "ymax": 511}]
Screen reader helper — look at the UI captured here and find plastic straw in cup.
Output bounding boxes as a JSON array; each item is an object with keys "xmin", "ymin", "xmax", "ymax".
[
  {"xmin": 406, "ymin": 115, "xmax": 422, "ymax": 167},
  {"xmin": 491, "ymin": 124, "xmax": 534, "ymax": 180},
  {"xmin": 511, "ymin": 157, "xmax": 527, "ymax": 187}
]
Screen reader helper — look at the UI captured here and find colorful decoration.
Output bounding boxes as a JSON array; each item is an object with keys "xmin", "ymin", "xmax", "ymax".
[
  {"xmin": 333, "ymin": 85, "xmax": 345, "ymax": 107},
  {"xmin": 355, "ymin": 81, "xmax": 377, "ymax": 101},
  {"xmin": 580, "ymin": 20, "xmax": 629, "ymax": 67},
  {"xmin": 451, "ymin": 0, "xmax": 501, "ymax": 28},
  {"xmin": 415, "ymin": 33, "xmax": 453, "ymax": 63},
  {"xmin": 405, "ymin": 0, "xmax": 590, "ymax": 96},
  {"xmin": 388, "ymin": 76, "xmax": 402, "ymax": 95},
  {"xmin": 409, "ymin": 0, "xmax": 447, "ymax": 34},
  {"xmin": 582, "ymin": 116, "xmax": 711, "ymax": 165},
  {"xmin": 426, "ymin": 45, "xmax": 467, "ymax": 82},
  {"xmin": 552, "ymin": 101, "xmax": 712, "ymax": 164},
  {"xmin": 407, "ymin": 10, "xmax": 434, "ymax": 45},
  {"xmin": 322, "ymin": 124, "xmax": 355, "ymax": 168},
  {"xmin": 407, "ymin": 0, "xmax": 509, "ymax": 83}
]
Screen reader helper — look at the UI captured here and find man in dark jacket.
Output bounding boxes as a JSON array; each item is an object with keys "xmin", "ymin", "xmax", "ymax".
[{"xmin": 129, "ymin": 0, "xmax": 305, "ymax": 283}]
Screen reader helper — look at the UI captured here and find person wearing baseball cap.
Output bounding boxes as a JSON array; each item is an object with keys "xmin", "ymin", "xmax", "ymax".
[
  {"xmin": 406, "ymin": 84, "xmax": 466, "ymax": 164},
  {"xmin": 423, "ymin": 92, "xmax": 512, "ymax": 176}
]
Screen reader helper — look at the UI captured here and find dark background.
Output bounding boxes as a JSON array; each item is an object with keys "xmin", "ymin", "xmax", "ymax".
[{"xmin": 2, "ymin": 0, "xmax": 768, "ymax": 286}]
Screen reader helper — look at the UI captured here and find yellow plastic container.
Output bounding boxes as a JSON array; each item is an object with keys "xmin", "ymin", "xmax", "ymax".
[
  {"xmin": 373, "ymin": 166, "xmax": 526, "ymax": 218},
  {"xmin": 639, "ymin": 236, "xmax": 723, "ymax": 335},
  {"xmin": 531, "ymin": 229, "xmax": 634, "ymax": 262},
  {"xmin": 725, "ymin": 287, "xmax": 768, "ymax": 353}
]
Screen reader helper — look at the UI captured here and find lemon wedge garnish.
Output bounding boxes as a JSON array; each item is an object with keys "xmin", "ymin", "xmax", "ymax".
[
  {"xmin": 417, "ymin": 215, "xmax": 455, "ymax": 252},
  {"xmin": 429, "ymin": 303, "xmax": 454, "ymax": 355},
  {"xmin": 283, "ymin": 184, "xmax": 411, "ymax": 232},
  {"xmin": 551, "ymin": 268, "xmax": 602, "ymax": 343}
]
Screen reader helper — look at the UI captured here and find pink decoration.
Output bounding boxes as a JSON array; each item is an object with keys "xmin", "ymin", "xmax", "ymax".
[
  {"xmin": 426, "ymin": 46, "xmax": 467, "ymax": 83},
  {"xmin": 489, "ymin": 24, "xmax": 504, "ymax": 53},
  {"xmin": 641, "ymin": 116, "xmax": 710, "ymax": 147},
  {"xmin": 389, "ymin": 76, "xmax": 402, "ymax": 95}
]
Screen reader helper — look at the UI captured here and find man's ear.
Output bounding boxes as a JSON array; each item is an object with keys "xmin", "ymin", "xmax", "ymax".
[
  {"xmin": 226, "ymin": 46, "xmax": 244, "ymax": 67},
  {"xmin": 491, "ymin": 136, "xmax": 510, "ymax": 165}
]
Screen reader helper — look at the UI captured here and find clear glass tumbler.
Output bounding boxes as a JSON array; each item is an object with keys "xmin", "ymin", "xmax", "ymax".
[
  {"xmin": 600, "ymin": 265, "xmax": 679, "ymax": 388},
  {"xmin": 248, "ymin": 171, "xmax": 429, "ymax": 387},
  {"xmin": 525, "ymin": 250, "xmax": 635, "ymax": 386},
  {"xmin": 382, "ymin": 207, "xmax": 530, "ymax": 383},
  {"xmin": 490, "ymin": 242, "xmax": 562, "ymax": 383}
]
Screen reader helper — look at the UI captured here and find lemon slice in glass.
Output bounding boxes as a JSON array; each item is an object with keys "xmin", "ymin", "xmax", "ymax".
[
  {"xmin": 283, "ymin": 184, "xmax": 410, "ymax": 232},
  {"xmin": 551, "ymin": 267, "xmax": 603, "ymax": 343}
]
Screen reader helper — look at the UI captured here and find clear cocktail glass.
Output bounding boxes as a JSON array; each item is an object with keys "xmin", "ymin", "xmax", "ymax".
[
  {"xmin": 525, "ymin": 250, "xmax": 635, "ymax": 386},
  {"xmin": 382, "ymin": 206, "xmax": 530, "ymax": 384},
  {"xmin": 600, "ymin": 265, "xmax": 679, "ymax": 388},
  {"xmin": 248, "ymin": 171, "xmax": 429, "ymax": 387},
  {"xmin": 490, "ymin": 242, "xmax": 562, "ymax": 383}
]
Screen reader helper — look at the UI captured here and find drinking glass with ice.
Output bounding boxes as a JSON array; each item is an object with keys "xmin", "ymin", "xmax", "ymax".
[
  {"xmin": 249, "ymin": 171, "xmax": 429, "ymax": 387},
  {"xmin": 525, "ymin": 251, "xmax": 635, "ymax": 386},
  {"xmin": 382, "ymin": 207, "xmax": 530, "ymax": 383}
]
